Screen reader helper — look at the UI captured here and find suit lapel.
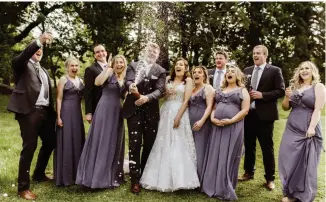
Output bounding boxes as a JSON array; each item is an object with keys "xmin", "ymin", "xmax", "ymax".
[
  {"xmin": 257, "ymin": 64, "xmax": 270, "ymax": 90},
  {"xmin": 147, "ymin": 63, "xmax": 159, "ymax": 78},
  {"xmin": 94, "ymin": 62, "xmax": 103, "ymax": 74},
  {"xmin": 29, "ymin": 61, "xmax": 42, "ymax": 82}
]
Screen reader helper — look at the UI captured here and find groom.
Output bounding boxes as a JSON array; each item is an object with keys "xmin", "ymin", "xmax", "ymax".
[{"xmin": 122, "ymin": 42, "xmax": 166, "ymax": 194}]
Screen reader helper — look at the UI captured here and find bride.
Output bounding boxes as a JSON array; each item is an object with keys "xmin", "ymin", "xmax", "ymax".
[{"xmin": 140, "ymin": 58, "xmax": 199, "ymax": 192}]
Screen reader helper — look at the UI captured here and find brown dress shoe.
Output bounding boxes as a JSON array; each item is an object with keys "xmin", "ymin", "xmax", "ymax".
[
  {"xmin": 18, "ymin": 190, "xmax": 37, "ymax": 200},
  {"xmin": 238, "ymin": 173, "xmax": 254, "ymax": 181},
  {"xmin": 131, "ymin": 183, "xmax": 141, "ymax": 194},
  {"xmin": 33, "ymin": 175, "xmax": 54, "ymax": 182},
  {"xmin": 265, "ymin": 181, "xmax": 275, "ymax": 190}
]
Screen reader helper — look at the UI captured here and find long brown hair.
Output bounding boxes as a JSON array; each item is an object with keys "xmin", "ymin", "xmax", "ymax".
[{"xmin": 169, "ymin": 57, "xmax": 190, "ymax": 82}]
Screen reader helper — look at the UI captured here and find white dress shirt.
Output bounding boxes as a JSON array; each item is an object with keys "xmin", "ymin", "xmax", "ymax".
[
  {"xmin": 213, "ymin": 67, "xmax": 226, "ymax": 89},
  {"xmin": 97, "ymin": 61, "xmax": 107, "ymax": 70},
  {"xmin": 30, "ymin": 59, "xmax": 50, "ymax": 106},
  {"xmin": 251, "ymin": 63, "xmax": 266, "ymax": 108}
]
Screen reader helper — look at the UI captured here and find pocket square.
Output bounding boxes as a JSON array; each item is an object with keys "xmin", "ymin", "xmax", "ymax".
[{"xmin": 151, "ymin": 75, "xmax": 158, "ymax": 79}]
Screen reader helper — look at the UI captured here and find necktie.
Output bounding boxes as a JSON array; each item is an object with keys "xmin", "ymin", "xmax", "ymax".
[
  {"xmin": 34, "ymin": 62, "xmax": 49, "ymax": 99},
  {"xmin": 251, "ymin": 67, "xmax": 260, "ymax": 90},
  {"xmin": 214, "ymin": 70, "xmax": 223, "ymax": 89}
]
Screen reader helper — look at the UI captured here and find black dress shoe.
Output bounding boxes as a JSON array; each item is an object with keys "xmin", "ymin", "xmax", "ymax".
[
  {"xmin": 131, "ymin": 183, "xmax": 141, "ymax": 194},
  {"xmin": 32, "ymin": 175, "xmax": 53, "ymax": 182}
]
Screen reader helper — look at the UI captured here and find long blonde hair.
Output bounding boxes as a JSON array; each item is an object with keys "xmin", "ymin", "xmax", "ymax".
[
  {"xmin": 220, "ymin": 64, "xmax": 246, "ymax": 90},
  {"xmin": 111, "ymin": 54, "xmax": 127, "ymax": 81},
  {"xmin": 289, "ymin": 61, "xmax": 321, "ymax": 90},
  {"xmin": 64, "ymin": 56, "xmax": 80, "ymax": 74},
  {"xmin": 191, "ymin": 65, "xmax": 209, "ymax": 84}
]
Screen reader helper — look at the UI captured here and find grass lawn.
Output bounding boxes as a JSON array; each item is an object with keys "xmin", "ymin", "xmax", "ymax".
[{"xmin": 0, "ymin": 94, "xmax": 325, "ymax": 202}]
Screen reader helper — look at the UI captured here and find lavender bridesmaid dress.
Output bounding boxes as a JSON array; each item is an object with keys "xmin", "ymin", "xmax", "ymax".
[
  {"xmin": 189, "ymin": 86, "xmax": 212, "ymax": 180},
  {"xmin": 201, "ymin": 88, "xmax": 244, "ymax": 200},
  {"xmin": 279, "ymin": 86, "xmax": 323, "ymax": 202},
  {"xmin": 55, "ymin": 78, "xmax": 85, "ymax": 186},
  {"xmin": 76, "ymin": 75, "xmax": 125, "ymax": 189}
]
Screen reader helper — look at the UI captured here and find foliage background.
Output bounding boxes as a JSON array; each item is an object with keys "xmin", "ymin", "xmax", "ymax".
[{"xmin": 0, "ymin": 2, "xmax": 324, "ymax": 87}]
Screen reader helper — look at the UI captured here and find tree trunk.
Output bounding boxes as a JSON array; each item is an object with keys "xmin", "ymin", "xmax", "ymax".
[{"xmin": 157, "ymin": 2, "xmax": 169, "ymax": 71}]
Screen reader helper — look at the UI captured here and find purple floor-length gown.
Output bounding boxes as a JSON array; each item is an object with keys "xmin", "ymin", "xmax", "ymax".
[
  {"xmin": 201, "ymin": 88, "xmax": 244, "ymax": 200},
  {"xmin": 189, "ymin": 86, "xmax": 212, "ymax": 181},
  {"xmin": 76, "ymin": 75, "xmax": 125, "ymax": 189},
  {"xmin": 279, "ymin": 87, "xmax": 323, "ymax": 202},
  {"xmin": 55, "ymin": 78, "xmax": 85, "ymax": 186}
]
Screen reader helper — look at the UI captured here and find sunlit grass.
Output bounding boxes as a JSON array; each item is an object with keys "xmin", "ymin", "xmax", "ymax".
[{"xmin": 0, "ymin": 95, "xmax": 324, "ymax": 202}]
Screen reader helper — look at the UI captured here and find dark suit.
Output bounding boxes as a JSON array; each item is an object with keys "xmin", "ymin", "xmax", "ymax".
[
  {"xmin": 243, "ymin": 64, "xmax": 285, "ymax": 181},
  {"xmin": 208, "ymin": 68, "xmax": 215, "ymax": 86},
  {"xmin": 7, "ymin": 41, "xmax": 56, "ymax": 192},
  {"xmin": 84, "ymin": 62, "xmax": 103, "ymax": 115},
  {"xmin": 122, "ymin": 61, "xmax": 166, "ymax": 184},
  {"xmin": 208, "ymin": 68, "xmax": 225, "ymax": 89}
]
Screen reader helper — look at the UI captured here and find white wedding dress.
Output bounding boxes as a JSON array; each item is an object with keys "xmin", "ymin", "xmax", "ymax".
[{"xmin": 140, "ymin": 82, "xmax": 200, "ymax": 192}]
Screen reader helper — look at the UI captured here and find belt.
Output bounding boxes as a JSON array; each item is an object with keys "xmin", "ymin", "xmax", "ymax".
[{"xmin": 34, "ymin": 105, "xmax": 49, "ymax": 109}]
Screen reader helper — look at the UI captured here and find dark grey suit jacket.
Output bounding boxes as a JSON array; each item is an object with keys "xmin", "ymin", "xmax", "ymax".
[
  {"xmin": 7, "ymin": 41, "xmax": 55, "ymax": 115},
  {"xmin": 84, "ymin": 62, "xmax": 103, "ymax": 115},
  {"xmin": 244, "ymin": 64, "xmax": 285, "ymax": 121},
  {"xmin": 208, "ymin": 68, "xmax": 215, "ymax": 86},
  {"xmin": 122, "ymin": 61, "xmax": 166, "ymax": 119}
]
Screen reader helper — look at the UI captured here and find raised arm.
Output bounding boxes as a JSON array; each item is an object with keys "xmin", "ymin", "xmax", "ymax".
[
  {"xmin": 13, "ymin": 33, "xmax": 52, "ymax": 73},
  {"xmin": 94, "ymin": 67, "xmax": 113, "ymax": 86},
  {"xmin": 95, "ymin": 53, "xmax": 113, "ymax": 86}
]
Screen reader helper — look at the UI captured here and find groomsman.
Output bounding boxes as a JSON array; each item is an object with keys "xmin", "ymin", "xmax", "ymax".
[
  {"xmin": 7, "ymin": 32, "xmax": 56, "ymax": 200},
  {"xmin": 208, "ymin": 50, "xmax": 228, "ymax": 89},
  {"xmin": 84, "ymin": 44, "xmax": 108, "ymax": 123},
  {"xmin": 239, "ymin": 45, "xmax": 285, "ymax": 191},
  {"xmin": 122, "ymin": 42, "xmax": 166, "ymax": 194}
]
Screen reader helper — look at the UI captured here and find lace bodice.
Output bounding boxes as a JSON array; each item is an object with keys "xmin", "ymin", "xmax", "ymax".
[{"xmin": 166, "ymin": 82, "xmax": 185, "ymax": 102}]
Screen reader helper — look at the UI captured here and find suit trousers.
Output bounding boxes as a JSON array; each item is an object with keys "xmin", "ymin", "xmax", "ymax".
[
  {"xmin": 243, "ymin": 109, "xmax": 275, "ymax": 181},
  {"xmin": 127, "ymin": 107, "xmax": 158, "ymax": 184},
  {"xmin": 16, "ymin": 107, "xmax": 56, "ymax": 191}
]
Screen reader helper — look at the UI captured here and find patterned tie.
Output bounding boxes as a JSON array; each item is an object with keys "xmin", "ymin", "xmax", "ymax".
[
  {"xmin": 34, "ymin": 62, "xmax": 49, "ymax": 99},
  {"xmin": 251, "ymin": 66, "xmax": 260, "ymax": 90},
  {"xmin": 214, "ymin": 70, "xmax": 223, "ymax": 89}
]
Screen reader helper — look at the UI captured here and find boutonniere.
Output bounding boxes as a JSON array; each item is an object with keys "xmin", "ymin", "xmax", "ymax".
[{"xmin": 208, "ymin": 75, "xmax": 214, "ymax": 79}]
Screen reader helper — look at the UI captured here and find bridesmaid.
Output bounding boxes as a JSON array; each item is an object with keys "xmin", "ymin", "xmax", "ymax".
[
  {"xmin": 279, "ymin": 61, "xmax": 325, "ymax": 202},
  {"xmin": 189, "ymin": 65, "xmax": 214, "ymax": 180},
  {"xmin": 55, "ymin": 57, "xmax": 85, "ymax": 186},
  {"xmin": 76, "ymin": 54, "xmax": 127, "ymax": 189},
  {"xmin": 201, "ymin": 65, "xmax": 250, "ymax": 200}
]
